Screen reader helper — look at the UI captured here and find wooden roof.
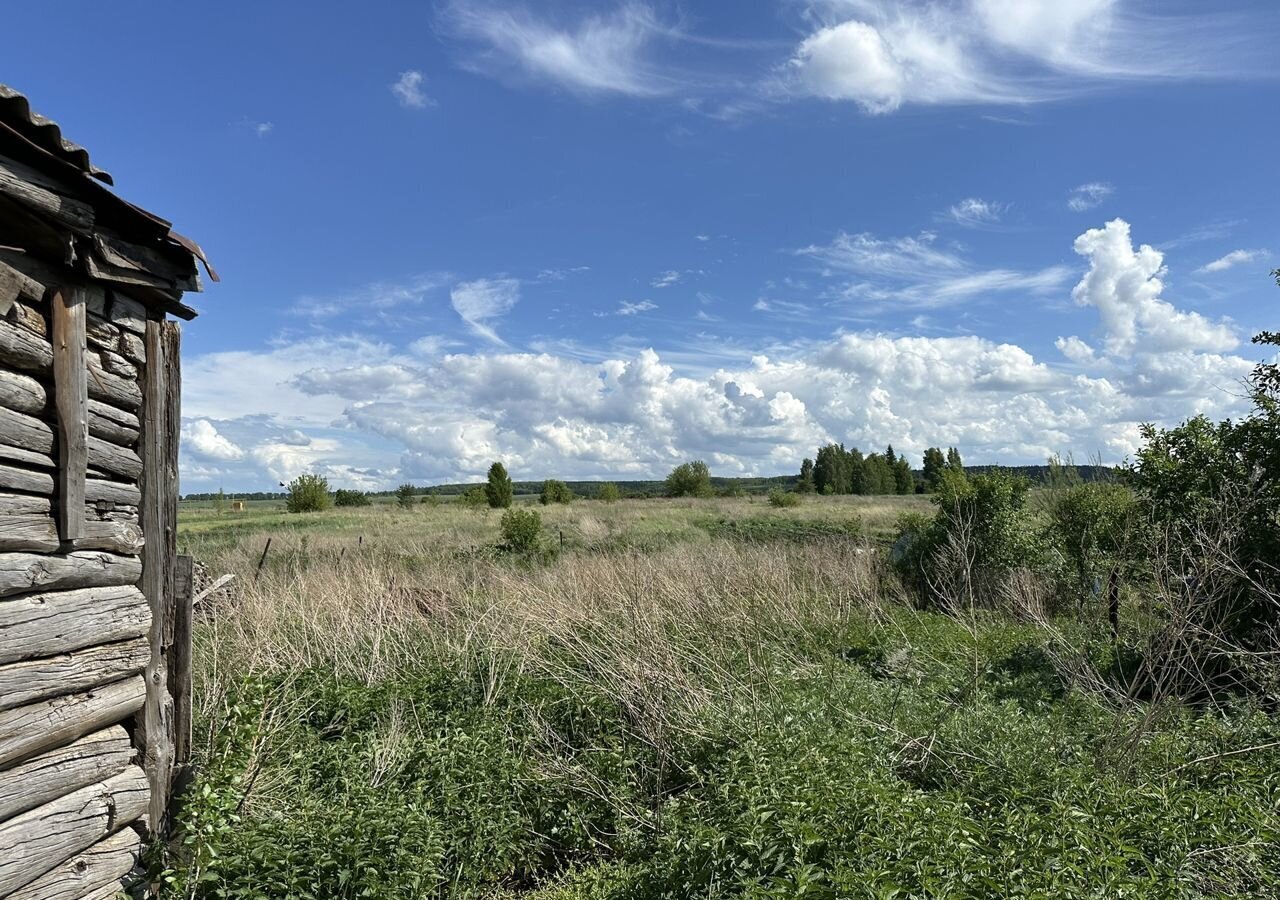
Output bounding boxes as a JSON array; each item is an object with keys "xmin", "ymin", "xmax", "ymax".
[{"xmin": 0, "ymin": 84, "xmax": 215, "ymax": 320}]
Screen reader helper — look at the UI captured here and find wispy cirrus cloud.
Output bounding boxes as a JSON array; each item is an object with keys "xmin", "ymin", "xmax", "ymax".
[
  {"xmin": 440, "ymin": 1, "xmax": 683, "ymax": 97},
  {"xmin": 451, "ymin": 277, "xmax": 521, "ymax": 344},
  {"xmin": 1195, "ymin": 248, "xmax": 1267, "ymax": 274},
  {"xmin": 778, "ymin": 0, "xmax": 1274, "ymax": 114},
  {"xmin": 616, "ymin": 299, "xmax": 658, "ymax": 316},
  {"xmin": 799, "ymin": 229, "xmax": 1071, "ymax": 309},
  {"xmin": 943, "ymin": 197, "xmax": 1006, "ymax": 228},
  {"xmin": 1068, "ymin": 182, "xmax": 1113, "ymax": 212}
]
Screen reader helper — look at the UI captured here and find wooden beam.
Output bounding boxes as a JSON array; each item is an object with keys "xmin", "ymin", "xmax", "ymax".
[
  {"xmin": 0, "ymin": 637, "xmax": 150, "ymax": 712},
  {"xmin": 0, "ymin": 676, "xmax": 146, "ymax": 770},
  {"xmin": 170, "ymin": 554, "xmax": 195, "ymax": 778},
  {"xmin": 0, "ymin": 550, "xmax": 142, "ymax": 599},
  {"xmin": 51, "ymin": 287, "xmax": 88, "ymax": 541},
  {"xmin": 0, "ymin": 726, "xmax": 133, "ymax": 823},
  {"xmin": 138, "ymin": 318, "xmax": 179, "ymax": 836},
  {"xmin": 0, "ymin": 369, "xmax": 47, "ymax": 416},
  {"xmin": 0, "ymin": 766, "xmax": 147, "ymax": 896}
]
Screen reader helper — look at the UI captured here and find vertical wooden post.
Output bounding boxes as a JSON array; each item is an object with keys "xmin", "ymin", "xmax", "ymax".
[
  {"xmin": 51, "ymin": 287, "xmax": 88, "ymax": 541},
  {"xmin": 171, "ymin": 553, "xmax": 195, "ymax": 776},
  {"xmin": 139, "ymin": 317, "xmax": 180, "ymax": 835}
]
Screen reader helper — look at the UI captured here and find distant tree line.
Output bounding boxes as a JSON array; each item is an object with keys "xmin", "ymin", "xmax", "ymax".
[{"xmin": 796, "ymin": 444, "xmax": 959, "ymax": 495}]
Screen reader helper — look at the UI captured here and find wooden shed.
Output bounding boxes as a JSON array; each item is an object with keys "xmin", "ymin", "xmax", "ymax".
[{"xmin": 0, "ymin": 84, "xmax": 214, "ymax": 898}]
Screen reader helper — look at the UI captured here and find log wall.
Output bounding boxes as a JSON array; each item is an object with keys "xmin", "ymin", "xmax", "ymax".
[{"xmin": 0, "ymin": 252, "xmax": 186, "ymax": 899}]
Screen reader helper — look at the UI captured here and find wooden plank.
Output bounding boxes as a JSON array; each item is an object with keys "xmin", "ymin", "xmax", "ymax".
[
  {"xmin": 106, "ymin": 294, "xmax": 146, "ymax": 335},
  {"xmin": 0, "ymin": 316, "xmax": 52, "ymax": 373},
  {"xmin": 7, "ymin": 825, "xmax": 141, "ymax": 900},
  {"xmin": 93, "ymin": 231, "xmax": 199, "ymax": 292},
  {"xmin": 52, "ymin": 287, "xmax": 88, "ymax": 541},
  {"xmin": 138, "ymin": 318, "xmax": 179, "ymax": 836},
  {"xmin": 0, "ymin": 259, "xmax": 43, "ymax": 307},
  {"xmin": 0, "ymin": 636, "xmax": 150, "ymax": 711},
  {"xmin": 0, "ymin": 726, "xmax": 133, "ymax": 823},
  {"xmin": 0, "ymin": 514, "xmax": 58, "ymax": 552},
  {"xmin": 0, "ymin": 585, "xmax": 148, "ymax": 665},
  {"xmin": 0, "ymin": 551, "xmax": 142, "ymax": 599},
  {"xmin": 0, "ymin": 766, "xmax": 147, "ymax": 896},
  {"xmin": 170, "ymin": 555, "xmax": 194, "ymax": 775},
  {"xmin": 0, "ymin": 676, "xmax": 146, "ymax": 770},
  {"xmin": 0, "ymin": 369, "xmax": 46, "ymax": 415}
]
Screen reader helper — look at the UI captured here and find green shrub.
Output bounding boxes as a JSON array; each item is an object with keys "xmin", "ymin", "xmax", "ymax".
[
  {"xmin": 459, "ymin": 486, "xmax": 488, "ymax": 510},
  {"xmin": 395, "ymin": 483, "xmax": 417, "ymax": 509},
  {"xmin": 421, "ymin": 493, "xmax": 440, "ymax": 507},
  {"xmin": 1046, "ymin": 481, "xmax": 1144, "ymax": 596},
  {"xmin": 485, "ymin": 462, "xmax": 514, "ymax": 509},
  {"xmin": 540, "ymin": 479, "xmax": 575, "ymax": 505},
  {"xmin": 333, "ymin": 489, "xmax": 370, "ymax": 508},
  {"xmin": 767, "ymin": 488, "xmax": 801, "ymax": 508},
  {"xmin": 597, "ymin": 482, "xmax": 621, "ymax": 503},
  {"xmin": 665, "ymin": 460, "xmax": 713, "ymax": 498},
  {"xmin": 285, "ymin": 474, "xmax": 331, "ymax": 513},
  {"xmin": 499, "ymin": 507, "xmax": 542, "ymax": 553}
]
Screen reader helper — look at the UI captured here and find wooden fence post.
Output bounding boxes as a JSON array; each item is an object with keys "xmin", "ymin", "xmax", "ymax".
[
  {"xmin": 171, "ymin": 553, "xmax": 194, "ymax": 778},
  {"xmin": 51, "ymin": 286, "xmax": 87, "ymax": 541}
]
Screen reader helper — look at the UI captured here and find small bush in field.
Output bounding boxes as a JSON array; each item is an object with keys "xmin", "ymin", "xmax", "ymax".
[
  {"xmin": 459, "ymin": 486, "xmax": 488, "ymax": 509},
  {"xmin": 540, "ymin": 479, "xmax": 575, "ymax": 505},
  {"xmin": 499, "ymin": 507, "xmax": 542, "ymax": 553},
  {"xmin": 666, "ymin": 460, "xmax": 713, "ymax": 498},
  {"xmin": 395, "ymin": 483, "xmax": 417, "ymax": 509},
  {"xmin": 486, "ymin": 461, "xmax": 514, "ymax": 509},
  {"xmin": 597, "ymin": 482, "xmax": 621, "ymax": 502},
  {"xmin": 285, "ymin": 474, "xmax": 331, "ymax": 513},
  {"xmin": 768, "ymin": 488, "xmax": 801, "ymax": 508},
  {"xmin": 333, "ymin": 489, "xmax": 369, "ymax": 508},
  {"xmin": 421, "ymin": 493, "xmax": 440, "ymax": 507}
]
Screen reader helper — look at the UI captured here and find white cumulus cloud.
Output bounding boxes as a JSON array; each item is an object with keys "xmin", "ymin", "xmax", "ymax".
[
  {"xmin": 182, "ymin": 420, "xmax": 245, "ymax": 461},
  {"xmin": 391, "ymin": 70, "xmax": 433, "ymax": 108}
]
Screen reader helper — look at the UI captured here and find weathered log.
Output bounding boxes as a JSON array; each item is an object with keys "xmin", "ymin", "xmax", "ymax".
[
  {"xmin": 87, "ymin": 402, "xmax": 138, "ymax": 448},
  {"xmin": 85, "ymin": 352, "xmax": 140, "ymax": 411},
  {"xmin": 0, "ymin": 443, "xmax": 54, "ymax": 470},
  {"xmin": 0, "ymin": 514, "xmax": 58, "ymax": 552},
  {"xmin": 0, "ymin": 404, "xmax": 53, "ymax": 454},
  {"xmin": 0, "ymin": 676, "xmax": 145, "ymax": 770},
  {"xmin": 98, "ymin": 350, "xmax": 136, "ymax": 380},
  {"xmin": 0, "ymin": 493, "xmax": 50, "ymax": 516},
  {"xmin": 118, "ymin": 330, "xmax": 144, "ymax": 365},
  {"xmin": 53, "ymin": 287, "xmax": 89, "ymax": 541},
  {"xmin": 67, "ymin": 519, "xmax": 144, "ymax": 555},
  {"xmin": 0, "ymin": 636, "xmax": 150, "ymax": 711},
  {"xmin": 8, "ymin": 825, "xmax": 141, "ymax": 900},
  {"xmin": 171, "ymin": 555, "xmax": 195, "ymax": 773},
  {"xmin": 6, "ymin": 300, "xmax": 47, "ymax": 339},
  {"xmin": 0, "ymin": 154, "xmax": 95, "ymax": 233},
  {"xmin": 0, "ymin": 551, "xmax": 142, "ymax": 599},
  {"xmin": 0, "ymin": 250, "xmax": 55, "ymax": 296},
  {"xmin": 0, "ymin": 260, "xmax": 42, "ymax": 308},
  {"xmin": 0, "ymin": 463, "xmax": 53, "ymax": 495},
  {"xmin": 0, "ymin": 585, "xmax": 148, "ymax": 665},
  {"xmin": 93, "ymin": 232, "xmax": 200, "ymax": 293},
  {"xmin": 0, "ymin": 727, "xmax": 134, "ymax": 822},
  {"xmin": 139, "ymin": 319, "xmax": 179, "ymax": 835},
  {"xmin": 86, "ymin": 437, "xmax": 141, "ymax": 481},
  {"xmin": 0, "ymin": 317, "xmax": 52, "ymax": 373},
  {"xmin": 0, "ymin": 766, "xmax": 147, "ymax": 896},
  {"xmin": 85, "ymin": 479, "xmax": 140, "ymax": 507},
  {"xmin": 0, "ymin": 369, "xmax": 46, "ymax": 416}
]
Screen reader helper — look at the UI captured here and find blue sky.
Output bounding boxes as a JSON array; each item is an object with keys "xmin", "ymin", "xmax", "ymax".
[{"xmin": 8, "ymin": 1, "xmax": 1279, "ymax": 490}]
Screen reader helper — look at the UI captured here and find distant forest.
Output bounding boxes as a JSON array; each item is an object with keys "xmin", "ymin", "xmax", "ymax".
[{"xmin": 181, "ymin": 460, "xmax": 1116, "ymax": 502}]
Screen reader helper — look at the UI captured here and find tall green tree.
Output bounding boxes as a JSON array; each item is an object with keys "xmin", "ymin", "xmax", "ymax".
[
  {"xmin": 539, "ymin": 479, "xmax": 574, "ymax": 505},
  {"xmin": 922, "ymin": 447, "xmax": 946, "ymax": 492},
  {"xmin": 813, "ymin": 443, "xmax": 847, "ymax": 495},
  {"xmin": 946, "ymin": 447, "xmax": 964, "ymax": 472},
  {"xmin": 485, "ymin": 462, "xmax": 514, "ymax": 509},
  {"xmin": 395, "ymin": 483, "xmax": 417, "ymax": 509},
  {"xmin": 665, "ymin": 460, "xmax": 714, "ymax": 498},
  {"xmin": 797, "ymin": 458, "xmax": 816, "ymax": 494},
  {"xmin": 890, "ymin": 447, "xmax": 914, "ymax": 494}
]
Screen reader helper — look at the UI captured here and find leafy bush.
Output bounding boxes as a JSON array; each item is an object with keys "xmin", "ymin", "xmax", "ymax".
[
  {"xmin": 892, "ymin": 470, "xmax": 1041, "ymax": 606},
  {"xmin": 285, "ymin": 474, "xmax": 331, "ymax": 513},
  {"xmin": 459, "ymin": 486, "xmax": 488, "ymax": 510},
  {"xmin": 421, "ymin": 493, "xmax": 440, "ymax": 507},
  {"xmin": 499, "ymin": 507, "xmax": 543, "ymax": 553},
  {"xmin": 395, "ymin": 483, "xmax": 417, "ymax": 509},
  {"xmin": 333, "ymin": 489, "xmax": 370, "ymax": 508},
  {"xmin": 597, "ymin": 482, "xmax": 621, "ymax": 503},
  {"xmin": 665, "ymin": 460, "xmax": 713, "ymax": 498},
  {"xmin": 767, "ymin": 488, "xmax": 801, "ymax": 508},
  {"xmin": 540, "ymin": 479, "xmax": 575, "ymax": 505},
  {"xmin": 1046, "ymin": 481, "xmax": 1143, "ymax": 596},
  {"xmin": 485, "ymin": 462, "xmax": 514, "ymax": 509}
]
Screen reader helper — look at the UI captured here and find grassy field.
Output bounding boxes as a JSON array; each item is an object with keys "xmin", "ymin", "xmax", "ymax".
[{"xmin": 169, "ymin": 495, "xmax": 1280, "ymax": 899}]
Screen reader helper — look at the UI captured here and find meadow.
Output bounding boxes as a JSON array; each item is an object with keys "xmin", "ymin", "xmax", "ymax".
[{"xmin": 167, "ymin": 493, "xmax": 1280, "ymax": 899}]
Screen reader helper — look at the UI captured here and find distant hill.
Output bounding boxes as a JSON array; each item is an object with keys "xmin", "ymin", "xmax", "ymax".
[{"xmin": 181, "ymin": 465, "xmax": 1117, "ymax": 502}]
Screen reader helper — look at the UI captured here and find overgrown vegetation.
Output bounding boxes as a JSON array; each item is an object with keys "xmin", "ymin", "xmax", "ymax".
[{"xmin": 284, "ymin": 474, "xmax": 331, "ymax": 513}]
